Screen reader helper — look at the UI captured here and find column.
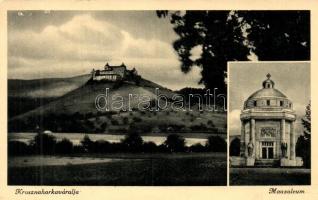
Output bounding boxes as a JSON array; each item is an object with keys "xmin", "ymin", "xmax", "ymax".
[
  {"xmin": 241, "ymin": 121, "xmax": 246, "ymax": 157},
  {"xmin": 290, "ymin": 121, "xmax": 296, "ymax": 160},
  {"xmin": 280, "ymin": 119, "xmax": 285, "ymax": 158},
  {"xmin": 244, "ymin": 121, "xmax": 249, "ymax": 157},
  {"xmin": 251, "ymin": 119, "xmax": 255, "ymax": 157},
  {"xmin": 281, "ymin": 119, "xmax": 285, "ymax": 142}
]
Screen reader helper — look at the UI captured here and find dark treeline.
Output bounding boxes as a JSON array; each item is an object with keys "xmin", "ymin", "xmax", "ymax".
[
  {"xmin": 8, "ymin": 133, "xmax": 227, "ymax": 156},
  {"xmin": 9, "ymin": 110, "xmax": 224, "ymax": 134}
]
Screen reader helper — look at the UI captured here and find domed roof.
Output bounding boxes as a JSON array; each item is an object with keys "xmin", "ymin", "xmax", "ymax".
[
  {"xmin": 247, "ymin": 88, "xmax": 287, "ymax": 99},
  {"xmin": 243, "ymin": 73, "xmax": 294, "ymax": 111},
  {"xmin": 247, "ymin": 73, "xmax": 287, "ymax": 100}
]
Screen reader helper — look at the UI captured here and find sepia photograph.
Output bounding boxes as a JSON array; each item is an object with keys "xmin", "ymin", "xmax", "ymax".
[
  {"xmin": 7, "ymin": 10, "xmax": 310, "ymax": 187},
  {"xmin": 7, "ymin": 10, "xmax": 229, "ymax": 186},
  {"xmin": 229, "ymin": 62, "xmax": 311, "ymax": 185}
]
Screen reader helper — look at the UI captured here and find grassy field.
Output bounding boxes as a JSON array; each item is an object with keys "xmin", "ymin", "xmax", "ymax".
[
  {"xmin": 230, "ymin": 168, "xmax": 311, "ymax": 185},
  {"xmin": 8, "ymin": 153, "xmax": 226, "ymax": 186}
]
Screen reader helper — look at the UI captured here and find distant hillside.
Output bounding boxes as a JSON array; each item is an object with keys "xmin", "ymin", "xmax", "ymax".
[
  {"xmin": 11, "ymin": 78, "xmax": 174, "ymax": 119},
  {"xmin": 8, "ymin": 76, "xmax": 226, "ymax": 135},
  {"xmin": 8, "ymin": 74, "xmax": 91, "ymax": 118},
  {"xmin": 8, "ymin": 74, "xmax": 91, "ymax": 98}
]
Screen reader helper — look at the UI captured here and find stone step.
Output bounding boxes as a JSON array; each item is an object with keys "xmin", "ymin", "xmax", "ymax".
[{"xmin": 255, "ymin": 159, "xmax": 280, "ymax": 167}]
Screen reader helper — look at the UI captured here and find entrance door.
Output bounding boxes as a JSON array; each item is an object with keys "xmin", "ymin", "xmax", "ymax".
[{"xmin": 261, "ymin": 141, "xmax": 274, "ymax": 159}]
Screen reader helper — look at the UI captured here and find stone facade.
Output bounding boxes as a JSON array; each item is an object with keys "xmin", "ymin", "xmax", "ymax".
[
  {"xmin": 239, "ymin": 74, "xmax": 298, "ymax": 166},
  {"xmin": 92, "ymin": 63, "xmax": 127, "ymax": 81}
]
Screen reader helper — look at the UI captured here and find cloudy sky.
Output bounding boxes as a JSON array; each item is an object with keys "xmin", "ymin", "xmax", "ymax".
[
  {"xmin": 228, "ymin": 62, "xmax": 310, "ymax": 136},
  {"xmin": 8, "ymin": 11, "xmax": 203, "ymax": 90}
]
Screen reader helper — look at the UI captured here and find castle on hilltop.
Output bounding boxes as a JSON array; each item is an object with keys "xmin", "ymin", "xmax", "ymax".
[{"xmin": 91, "ymin": 62, "xmax": 138, "ymax": 81}]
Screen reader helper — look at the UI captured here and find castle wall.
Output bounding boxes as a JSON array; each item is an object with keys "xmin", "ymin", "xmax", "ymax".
[{"xmin": 92, "ymin": 66, "xmax": 126, "ymax": 81}]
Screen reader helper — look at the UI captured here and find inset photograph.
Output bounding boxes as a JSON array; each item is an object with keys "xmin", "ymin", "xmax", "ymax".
[{"xmin": 229, "ymin": 62, "xmax": 311, "ymax": 185}]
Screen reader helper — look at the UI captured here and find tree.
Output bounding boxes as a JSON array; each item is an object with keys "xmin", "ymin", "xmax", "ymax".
[
  {"xmin": 241, "ymin": 11, "xmax": 310, "ymax": 61},
  {"xmin": 302, "ymin": 102, "xmax": 311, "ymax": 138},
  {"xmin": 230, "ymin": 138, "xmax": 240, "ymax": 156},
  {"xmin": 94, "ymin": 140, "xmax": 112, "ymax": 153},
  {"xmin": 30, "ymin": 133, "xmax": 57, "ymax": 155},
  {"xmin": 8, "ymin": 141, "xmax": 30, "ymax": 156},
  {"xmin": 142, "ymin": 141, "xmax": 158, "ymax": 153},
  {"xmin": 80, "ymin": 135, "xmax": 94, "ymax": 152},
  {"xmin": 164, "ymin": 134, "xmax": 186, "ymax": 152},
  {"xmin": 56, "ymin": 138, "xmax": 74, "ymax": 154},
  {"xmin": 121, "ymin": 132, "xmax": 144, "ymax": 152},
  {"xmin": 158, "ymin": 11, "xmax": 249, "ymax": 92},
  {"xmin": 189, "ymin": 143, "xmax": 206, "ymax": 152},
  {"xmin": 298, "ymin": 102, "xmax": 311, "ymax": 168},
  {"xmin": 206, "ymin": 136, "xmax": 226, "ymax": 152},
  {"xmin": 158, "ymin": 11, "xmax": 310, "ymax": 91}
]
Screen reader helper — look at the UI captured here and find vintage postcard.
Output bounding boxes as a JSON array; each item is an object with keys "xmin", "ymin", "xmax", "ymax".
[{"xmin": 0, "ymin": 0, "xmax": 317, "ymax": 200}]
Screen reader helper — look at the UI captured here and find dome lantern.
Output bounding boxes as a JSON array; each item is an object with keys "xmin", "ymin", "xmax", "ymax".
[{"xmin": 262, "ymin": 73, "xmax": 275, "ymax": 89}]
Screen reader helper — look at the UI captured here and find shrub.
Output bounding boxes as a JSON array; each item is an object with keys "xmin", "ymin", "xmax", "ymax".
[
  {"xmin": 101, "ymin": 122, "xmax": 108, "ymax": 130},
  {"xmin": 8, "ymin": 141, "xmax": 30, "ymax": 156},
  {"xmin": 122, "ymin": 117, "xmax": 129, "ymax": 124},
  {"xmin": 112, "ymin": 80, "xmax": 123, "ymax": 89},
  {"xmin": 142, "ymin": 141, "xmax": 158, "ymax": 153},
  {"xmin": 85, "ymin": 112, "xmax": 94, "ymax": 119},
  {"xmin": 56, "ymin": 138, "xmax": 74, "ymax": 154},
  {"xmin": 93, "ymin": 140, "xmax": 112, "ymax": 153},
  {"xmin": 189, "ymin": 143, "xmax": 206, "ymax": 152},
  {"xmin": 129, "ymin": 123, "xmax": 152, "ymax": 134},
  {"xmin": 110, "ymin": 142, "xmax": 126, "ymax": 153},
  {"xmin": 132, "ymin": 117, "xmax": 142, "ymax": 123},
  {"xmin": 207, "ymin": 120, "xmax": 215, "ymax": 127},
  {"xmin": 111, "ymin": 119, "xmax": 119, "ymax": 125},
  {"xmin": 230, "ymin": 138, "xmax": 240, "ymax": 156},
  {"xmin": 190, "ymin": 123, "xmax": 208, "ymax": 131},
  {"xmin": 80, "ymin": 135, "xmax": 94, "ymax": 153},
  {"xmin": 206, "ymin": 136, "xmax": 226, "ymax": 152},
  {"xmin": 164, "ymin": 134, "xmax": 186, "ymax": 152},
  {"xmin": 296, "ymin": 135, "xmax": 310, "ymax": 168},
  {"xmin": 121, "ymin": 132, "xmax": 144, "ymax": 152},
  {"xmin": 30, "ymin": 133, "xmax": 57, "ymax": 155},
  {"xmin": 73, "ymin": 145, "xmax": 86, "ymax": 154}
]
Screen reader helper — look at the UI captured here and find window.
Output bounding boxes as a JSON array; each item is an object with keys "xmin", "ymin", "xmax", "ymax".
[
  {"xmin": 254, "ymin": 101, "xmax": 257, "ymax": 107},
  {"xmin": 261, "ymin": 141, "xmax": 274, "ymax": 146},
  {"xmin": 280, "ymin": 101, "xmax": 283, "ymax": 107},
  {"xmin": 266, "ymin": 83, "xmax": 270, "ymax": 88},
  {"xmin": 261, "ymin": 142, "xmax": 274, "ymax": 159},
  {"xmin": 266, "ymin": 100, "xmax": 270, "ymax": 106}
]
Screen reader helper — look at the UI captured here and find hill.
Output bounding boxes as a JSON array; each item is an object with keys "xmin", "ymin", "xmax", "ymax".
[
  {"xmin": 8, "ymin": 74, "xmax": 91, "ymax": 98},
  {"xmin": 8, "ymin": 76, "xmax": 226, "ymax": 135},
  {"xmin": 8, "ymin": 74, "xmax": 91, "ymax": 118}
]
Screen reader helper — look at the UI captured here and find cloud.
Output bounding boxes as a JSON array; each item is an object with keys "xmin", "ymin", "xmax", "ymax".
[
  {"xmin": 8, "ymin": 14, "xmax": 200, "ymax": 89},
  {"xmin": 9, "ymin": 14, "xmax": 175, "ymax": 62}
]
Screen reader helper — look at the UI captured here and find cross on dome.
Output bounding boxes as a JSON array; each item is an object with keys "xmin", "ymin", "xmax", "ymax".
[{"xmin": 263, "ymin": 73, "xmax": 275, "ymax": 88}]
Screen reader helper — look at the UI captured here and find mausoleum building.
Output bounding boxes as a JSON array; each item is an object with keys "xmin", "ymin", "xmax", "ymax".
[{"xmin": 240, "ymin": 74, "xmax": 300, "ymax": 166}]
